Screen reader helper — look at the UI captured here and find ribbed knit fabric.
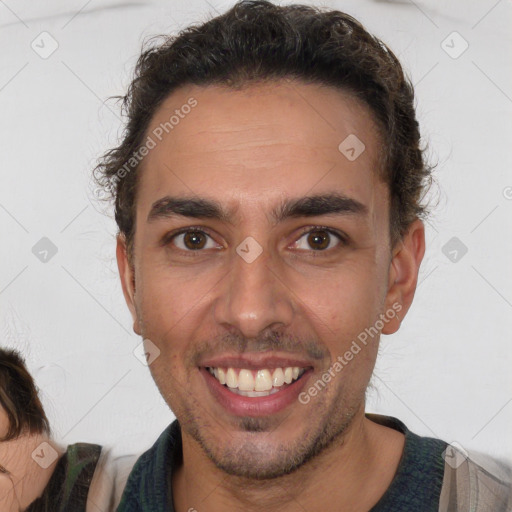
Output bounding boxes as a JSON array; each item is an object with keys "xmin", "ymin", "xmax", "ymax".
[
  {"xmin": 366, "ymin": 414, "xmax": 447, "ymax": 511},
  {"xmin": 117, "ymin": 414, "xmax": 448, "ymax": 511},
  {"xmin": 116, "ymin": 422, "xmax": 178, "ymax": 511}
]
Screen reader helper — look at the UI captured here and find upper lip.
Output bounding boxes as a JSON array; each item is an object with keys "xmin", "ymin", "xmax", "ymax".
[{"xmin": 198, "ymin": 353, "xmax": 315, "ymax": 371}]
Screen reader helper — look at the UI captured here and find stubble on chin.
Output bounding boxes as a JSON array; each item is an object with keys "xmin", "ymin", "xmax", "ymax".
[{"xmin": 177, "ymin": 385, "xmax": 365, "ymax": 481}]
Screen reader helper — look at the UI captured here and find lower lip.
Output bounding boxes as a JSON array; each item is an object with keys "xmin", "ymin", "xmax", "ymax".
[{"xmin": 200, "ymin": 367, "xmax": 312, "ymax": 417}]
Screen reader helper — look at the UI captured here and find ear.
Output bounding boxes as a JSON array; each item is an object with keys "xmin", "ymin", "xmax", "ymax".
[
  {"xmin": 382, "ymin": 219, "xmax": 425, "ymax": 335},
  {"xmin": 116, "ymin": 233, "xmax": 141, "ymax": 336}
]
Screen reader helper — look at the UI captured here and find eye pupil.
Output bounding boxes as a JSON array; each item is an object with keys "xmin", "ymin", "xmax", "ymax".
[
  {"xmin": 308, "ymin": 230, "xmax": 329, "ymax": 250},
  {"xmin": 184, "ymin": 231, "xmax": 206, "ymax": 250}
]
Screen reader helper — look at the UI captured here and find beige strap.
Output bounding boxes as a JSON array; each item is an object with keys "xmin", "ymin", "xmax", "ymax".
[{"xmin": 86, "ymin": 447, "xmax": 139, "ymax": 512}]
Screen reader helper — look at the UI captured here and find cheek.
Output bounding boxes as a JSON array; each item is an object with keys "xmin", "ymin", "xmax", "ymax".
[
  {"xmin": 0, "ymin": 420, "xmax": 9, "ymax": 441},
  {"xmin": 0, "ymin": 442, "xmax": 23, "ymax": 474},
  {"xmin": 0, "ymin": 475, "xmax": 15, "ymax": 506},
  {"xmin": 136, "ymin": 269, "xmax": 205, "ymax": 388},
  {"xmin": 138, "ymin": 253, "xmax": 223, "ymax": 320},
  {"xmin": 137, "ymin": 271, "xmax": 197, "ymax": 343},
  {"xmin": 291, "ymin": 257, "xmax": 385, "ymax": 327}
]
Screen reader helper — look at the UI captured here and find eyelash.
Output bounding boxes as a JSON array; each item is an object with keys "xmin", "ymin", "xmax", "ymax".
[{"xmin": 162, "ymin": 225, "xmax": 348, "ymax": 257}]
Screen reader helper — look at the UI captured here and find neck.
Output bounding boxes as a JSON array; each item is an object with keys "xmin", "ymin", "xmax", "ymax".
[{"xmin": 173, "ymin": 412, "xmax": 405, "ymax": 512}]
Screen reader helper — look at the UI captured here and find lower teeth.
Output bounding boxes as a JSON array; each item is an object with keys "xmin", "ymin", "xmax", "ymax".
[{"xmin": 226, "ymin": 387, "xmax": 283, "ymax": 397}]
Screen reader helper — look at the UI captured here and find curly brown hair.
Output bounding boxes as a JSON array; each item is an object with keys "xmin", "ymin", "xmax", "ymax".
[
  {"xmin": 93, "ymin": 0, "xmax": 433, "ymax": 264},
  {"xmin": 0, "ymin": 348, "xmax": 50, "ymax": 442}
]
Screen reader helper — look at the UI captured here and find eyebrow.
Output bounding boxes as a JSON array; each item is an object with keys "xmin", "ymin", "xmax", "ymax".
[{"xmin": 147, "ymin": 192, "xmax": 368, "ymax": 225}]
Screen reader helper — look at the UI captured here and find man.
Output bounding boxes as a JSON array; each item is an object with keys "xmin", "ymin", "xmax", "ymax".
[{"xmin": 93, "ymin": 1, "xmax": 512, "ymax": 510}]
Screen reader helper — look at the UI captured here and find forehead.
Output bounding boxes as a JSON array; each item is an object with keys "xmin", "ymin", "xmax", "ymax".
[{"xmin": 136, "ymin": 80, "xmax": 385, "ymax": 221}]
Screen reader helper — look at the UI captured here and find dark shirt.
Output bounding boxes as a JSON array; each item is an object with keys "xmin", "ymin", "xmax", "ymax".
[{"xmin": 117, "ymin": 413, "xmax": 448, "ymax": 511}]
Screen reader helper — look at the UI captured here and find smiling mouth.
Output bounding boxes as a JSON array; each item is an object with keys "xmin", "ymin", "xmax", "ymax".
[{"xmin": 205, "ymin": 366, "xmax": 307, "ymax": 397}]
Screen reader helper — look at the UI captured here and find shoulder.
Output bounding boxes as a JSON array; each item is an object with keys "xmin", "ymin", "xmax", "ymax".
[
  {"xmin": 27, "ymin": 443, "xmax": 105, "ymax": 511},
  {"xmin": 366, "ymin": 413, "xmax": 448, "ymax": 463},
  {"xmin": 86, "ymin": 446, "xmax": 140, "ymax": 512},
  {"xmin": 439, "ymin": 445, "xmax": 512, "ymax": 512},
  {"xmin": 366, "ymin": 414, "xmax": 512, "ymax": 511},
  {"xmin": 116, "ymin": 420, "xmax": 181, "ymax": 511},
  {"xmin": 366, "ymin": 414, "xmax": 447, "ymax": 511}
]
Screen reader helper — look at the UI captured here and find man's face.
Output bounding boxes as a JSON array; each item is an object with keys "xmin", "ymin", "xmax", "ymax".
[{"xmin": 119, "ymin": 80, "xmax": 413, "ymax": 478}]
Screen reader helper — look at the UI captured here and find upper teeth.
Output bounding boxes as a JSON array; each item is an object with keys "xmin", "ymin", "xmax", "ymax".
[{"xmin": 208, "ymin": 366, "xmax": 305, "ymax": 392}]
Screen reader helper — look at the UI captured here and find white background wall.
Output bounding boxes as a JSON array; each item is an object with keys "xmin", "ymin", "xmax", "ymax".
[{"xmin": 1, "ymin": 0, "xmax": 511, "ymax": 461}]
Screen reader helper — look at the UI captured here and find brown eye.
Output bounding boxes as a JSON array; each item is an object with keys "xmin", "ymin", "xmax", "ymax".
[
  {"xmin": 183, "ymin": 231, "xmax": 207, "ymax": 250},
  {"xmin": 307, "ymin": 230, "xmax": 331, "ymax": 250},
  {"xmin": 293, "ymin": 227, "xmax": 344, "ymax": 252},
  {"xmin": 167, "ymin": 229, "xmax": 220, "ymax": 252}
]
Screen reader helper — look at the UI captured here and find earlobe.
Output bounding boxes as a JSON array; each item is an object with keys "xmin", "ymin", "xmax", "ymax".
[
  {"xmin": 382, "ymin": 219, "xmax": 425, "ymax": 335},
  {"xmin": 116, "ymin": 234, "xmax": 141, "ymax": 335}
]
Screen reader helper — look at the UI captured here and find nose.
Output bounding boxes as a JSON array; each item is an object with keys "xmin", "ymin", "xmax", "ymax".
[{"xmin": 213, "ymin": 242, "xmax": 295, "ymax": 340}]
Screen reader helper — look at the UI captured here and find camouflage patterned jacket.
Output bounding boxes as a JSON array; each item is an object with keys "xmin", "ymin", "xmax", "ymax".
[{"xmin": 26, "ymin": 443, "xmax": 137, "ymax": 512}]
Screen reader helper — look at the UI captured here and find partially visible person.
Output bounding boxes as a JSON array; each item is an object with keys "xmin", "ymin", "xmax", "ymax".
[
  {"xmin": 0, "ymin": 347, "xmax": 137, "ymax": 511},
  {"xmin": 0, "ymin": 347, "xmax": 59, "ymax": 511}
]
